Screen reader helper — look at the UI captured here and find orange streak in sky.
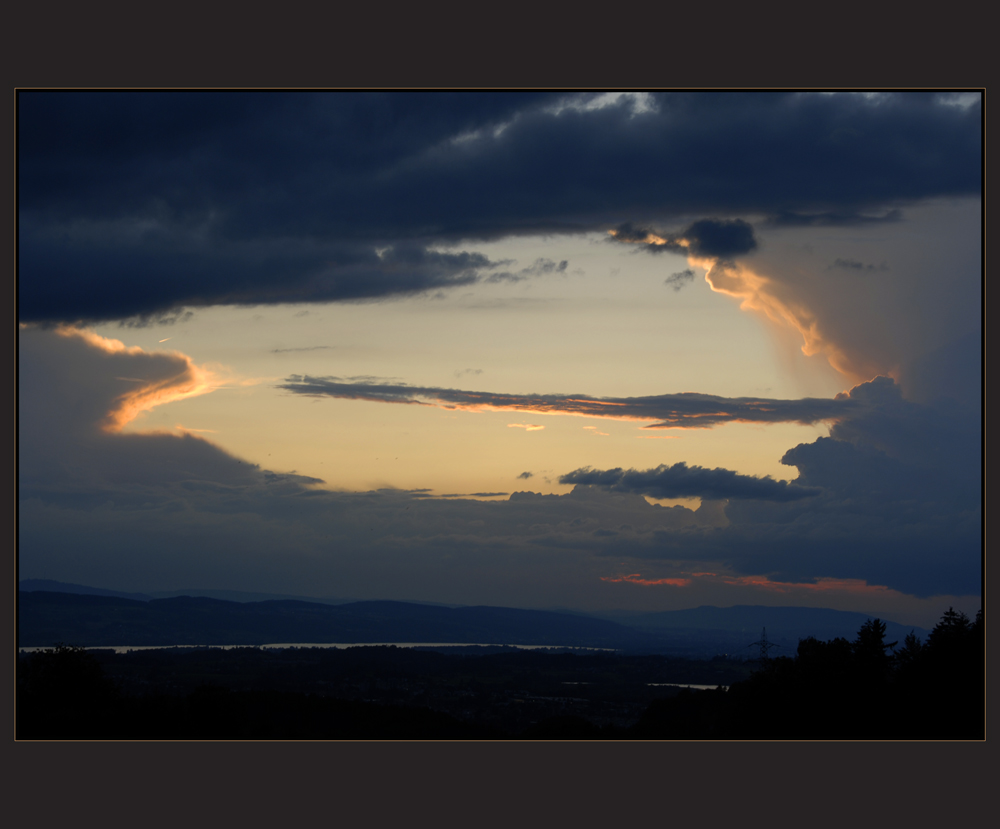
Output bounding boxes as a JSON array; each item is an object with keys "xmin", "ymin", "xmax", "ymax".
[
  {"xmin": 718, "ymin": 575, "xmax": 891, "ymax": 596},
  {"xmin": 56, "ymin": 326, "xmax": 219, "ymax": 432},
  {"xmin": 601, "ymin": 574, "xmax": 692, "ymax": 587},
  {"xmin": 693, "ymin": 256, "xmax": 866, "ymax": 382},
  {"xmin": 606, "ymin": 228, "xmax": 878, "ymax": 382}
]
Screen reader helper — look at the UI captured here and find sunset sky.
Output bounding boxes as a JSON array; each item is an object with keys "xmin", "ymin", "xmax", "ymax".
[{"xmin": 18, "ymin": 91, "xmax": 982, "ymax": 627}]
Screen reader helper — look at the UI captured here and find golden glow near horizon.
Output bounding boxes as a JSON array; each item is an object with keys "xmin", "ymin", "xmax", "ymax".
[{"xmin": 89, "ymin": 232, "xmax": 844, "ymax": 501}]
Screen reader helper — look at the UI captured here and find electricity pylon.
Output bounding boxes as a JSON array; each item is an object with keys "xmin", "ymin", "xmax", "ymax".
[{"xmin": 747, "ymin": 627, "xmax": 782, "ymax": 664}]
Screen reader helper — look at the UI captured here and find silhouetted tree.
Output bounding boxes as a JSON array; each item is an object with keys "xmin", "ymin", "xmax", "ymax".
[
  {"xmin": 892, "ymin": 631, "xmax": 923, "ymax": 671},
  {"xmin": 853, "ymin": 618, "xmax": 896, "ymax": 682},
  {"xmin": 926, "ymin": 607, "xmax": 971, "ymax": 651}
]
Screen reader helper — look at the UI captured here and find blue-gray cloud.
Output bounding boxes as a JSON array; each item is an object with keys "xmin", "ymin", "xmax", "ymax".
[
  {"xmin": 559, "ymin": 463, "xmax": 821, "ymax": 502},
  {"xmin": 19, "ymin": 91, "xmax": 980, "ymax": 323},
  {"xmin": 277, "ymin": 375, "xmax": 858, "ymax": 428}
]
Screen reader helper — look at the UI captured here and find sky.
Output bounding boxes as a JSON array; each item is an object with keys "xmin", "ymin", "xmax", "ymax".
[{"xmin": 17, "ymin": 91, "xmax": 982, "ymax": 627}]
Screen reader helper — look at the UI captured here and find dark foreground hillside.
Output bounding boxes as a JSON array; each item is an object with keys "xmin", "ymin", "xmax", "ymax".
[
  {"xmin": 17, "ymin": 608, "xmax": 982, "ymax": 740},
  {"xmin": 16, "ymin": 645, "xmax": 746, "ymax": 739}
]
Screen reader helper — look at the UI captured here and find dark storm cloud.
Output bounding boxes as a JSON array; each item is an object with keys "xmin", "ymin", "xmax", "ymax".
[
  {"xmin": 610, "ymin": 219, "xmax": 757, "ymax": 258},
  {"xmin": 766, "ymin": 208, "xmax": 903, "ymax": 227},
  {"xmin": 684, "ymin": 219, "xmax": 758, "ymax": 258},
  {"xmin": 564, "ymin": 378, "xmax": 980, "ymax": 597},
  {"xmin": 19, "ymin": 91, "xmax": 980, "ymax": 323},
  {"xmin": 277, "ymin": 376, "xmax": 858, "ymax": 428},
  {"xmin": 17, "ymin": 224, "xmax": 498, "ymax": 324},
  {"xmin": 559, "ymin": 463, "xmax": 821, "ymax": 502}
]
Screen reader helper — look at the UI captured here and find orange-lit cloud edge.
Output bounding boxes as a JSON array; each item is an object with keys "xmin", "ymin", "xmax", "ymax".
[
  {"xmin": 53, "ymin": 325, "xmax": 221, "ymax": 433},
  {"xmin": 607, "ymin": 227, "xmax": 880, "ymax": 385}
]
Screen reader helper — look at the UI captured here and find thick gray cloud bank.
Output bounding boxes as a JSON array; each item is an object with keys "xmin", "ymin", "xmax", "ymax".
[
  {"xmin": 19, "ymin": 91, "xmax": 980, "ymax": 323},
  {"xmin": 19, "ymin": 328, "xmax": 981, "ymax": 601},
  {"xmin": 277, "ymin": 377, "xmax": 858, "ymax": 428},
  {"xmin": 559, "ymin": 463, "xmax": 821, "ymax": 502}
]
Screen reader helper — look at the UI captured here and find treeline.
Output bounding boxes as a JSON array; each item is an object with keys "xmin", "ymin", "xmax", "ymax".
[
  {"xmin": 632, "ymin": 608, "xmax": 983, "ymax": 739},
  {"xmin": 16, "ymin": 608, "xmax": 982, "ymax": 739}
]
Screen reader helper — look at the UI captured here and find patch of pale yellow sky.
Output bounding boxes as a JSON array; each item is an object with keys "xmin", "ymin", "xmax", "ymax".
[{"xmin": 103, "ymin": 232, "xmax": 848, "ymax": 499}]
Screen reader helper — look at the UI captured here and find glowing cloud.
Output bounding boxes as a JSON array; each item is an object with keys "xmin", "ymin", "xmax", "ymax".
[
  {"xmin": 508, "ymin": 423, "xmax": 545, "ymax": 431},
  {"xmin": 55, "ymin": 326, "xmax": 219, "ymax": 432},
  {"xmin": 698, "ymin": 258, "xmax": 869, "ymax": 382},
  {"xmin": 608, "ymin": 219, "xmax": 881, "ymax": 382}
]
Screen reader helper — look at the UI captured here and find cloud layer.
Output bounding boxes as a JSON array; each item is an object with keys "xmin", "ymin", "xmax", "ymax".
[
  {"xmin": 277, "ymin": 376, "xmax": 859, "ymax": 428},
  {"xmin": 19, "ymin": 328, "xmax": 981, "ymax": 606},
  {"xmin": 559, "ymin": 463, "xmax": 821, "ymax": 502},
  {"xmin": 19, "ymin": 92, "xmax": 980, "ymax": 323}
]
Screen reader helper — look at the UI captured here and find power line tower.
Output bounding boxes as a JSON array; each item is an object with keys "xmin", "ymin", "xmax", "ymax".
[{"xmin": 747, "ymin": 627, "xmax": 782, "ymax": 667}]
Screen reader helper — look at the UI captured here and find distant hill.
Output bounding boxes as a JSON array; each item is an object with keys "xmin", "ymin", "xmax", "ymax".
[
  {"xmin": 598, "ymin": 605, "xmax": 927, "ymax": 643},
  {"xmin": 145, "ymin": 588, "xmax": 358, "ymax": 605},
  {"xmin": 18, "ymin": 592, "xmax": 659, "ymax": 650},
  {"xmin": 18, "ymin": 579, "xmax": 154, "ymax": 602},
  {"xmin": 18, "ymin": 584, "xmax": 927, "ymax": 656},
  {"xmin": 18, "ymin": 580, "xmax": 355, "ymax": 606}
]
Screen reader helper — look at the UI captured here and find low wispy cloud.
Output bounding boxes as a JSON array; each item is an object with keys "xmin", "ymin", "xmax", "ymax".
[
  {"xmin": 560, "ymin": 462, "xmax": 822, "ymax": 502},
  {"xmin": 437, "ymin": 492, "xmax": 509, "ymax": 498},
  {"xmin": 486, "ymin": 258, "xmax": 569, "ymax": 283},
  {"xmin": 508, "ymin": 423, "xmax": 545, "ymax": 431},
  {"xmin": 665, "ymin": 269, "xmax": 697, "ymax": 291},
  {"xmin": 278, "ymin": 376, "xmax": 859, "ymax": 429},
  {"xmin": 828, "ymin": 258, "xmax": 890, "ymax": 272},
  {"xmin": 517, "ymin": 471, "xmax": 534, "ymax": 479},
  {"xmin": 174, "ymin": 424, "xmax": 218, "ymax": 434}
]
